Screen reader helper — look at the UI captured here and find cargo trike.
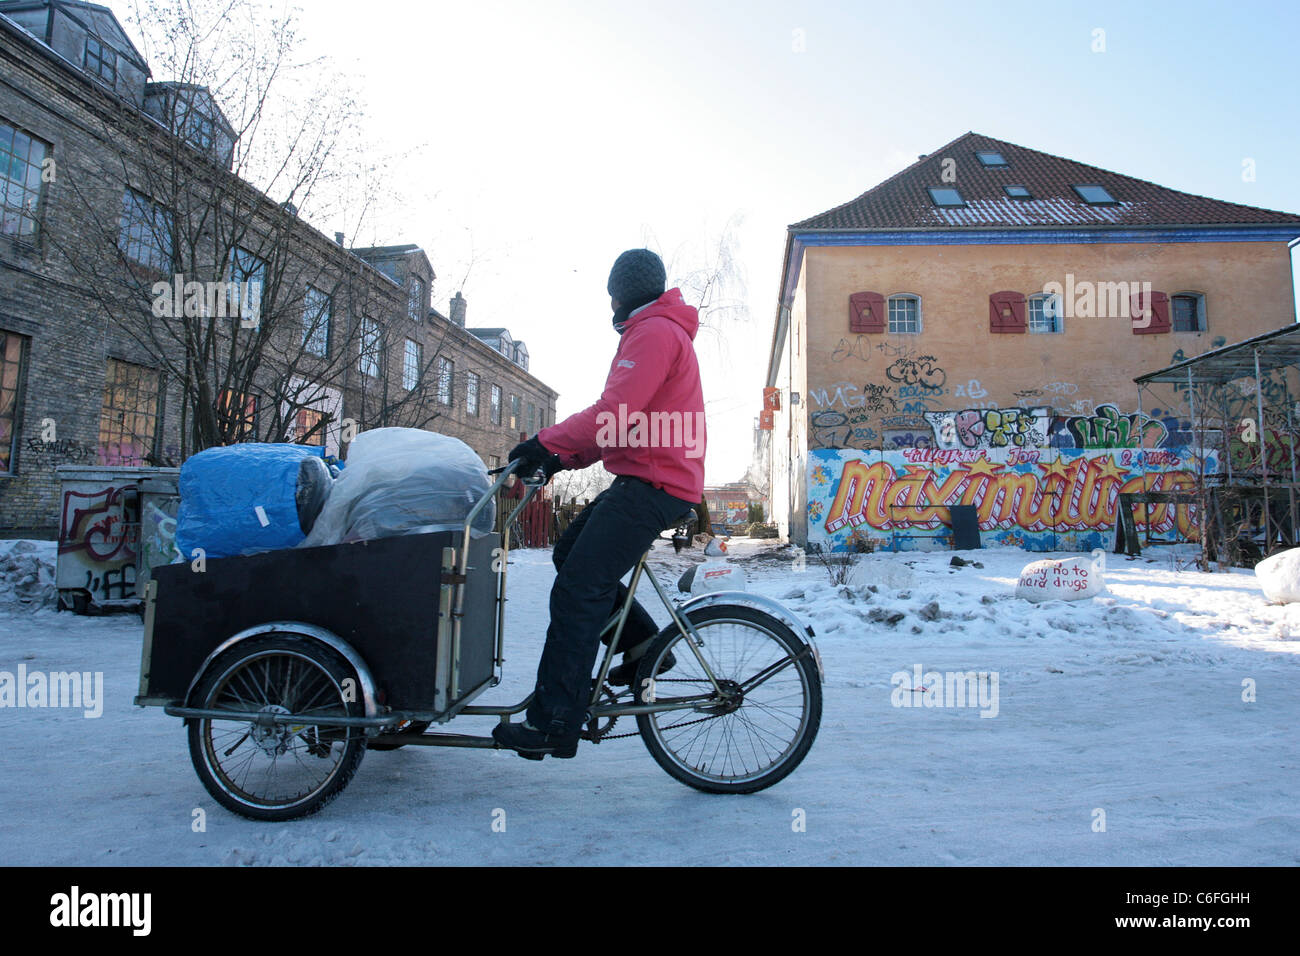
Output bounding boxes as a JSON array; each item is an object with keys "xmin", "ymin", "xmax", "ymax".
[{"xmin": 135, "ymin": 461, "xmax": 823, "ymax": 820}]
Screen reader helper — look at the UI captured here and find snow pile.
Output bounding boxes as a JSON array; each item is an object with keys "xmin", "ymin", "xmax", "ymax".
[
  {"xmin": 0, "ymin": 539, "xmax": 57, "ymax": 610},
  {"xmin": 1255, "ymin": 547, "xmax": 1300, "ymax": 604}
]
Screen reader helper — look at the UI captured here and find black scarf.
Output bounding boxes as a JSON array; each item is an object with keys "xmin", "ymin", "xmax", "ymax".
[{"xmin": 612, "ymin": 289, "xmax": 663, "ymax": 334}]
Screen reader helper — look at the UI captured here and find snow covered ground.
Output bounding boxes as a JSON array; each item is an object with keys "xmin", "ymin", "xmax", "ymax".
[{"xmin": 1, "ymin": 535, "xmax": 1297, "ymax": 866}]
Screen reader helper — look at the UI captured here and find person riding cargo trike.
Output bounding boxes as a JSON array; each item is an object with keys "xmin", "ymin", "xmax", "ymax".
[{"xmin": 135, "ymin": 459, "xmax": 823, "ymax": 821}]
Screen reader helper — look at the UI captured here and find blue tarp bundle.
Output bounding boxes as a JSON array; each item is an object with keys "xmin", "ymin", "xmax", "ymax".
[{"xmin": 176, "ymin": 444, "xmax": 320, "ymax": 559}]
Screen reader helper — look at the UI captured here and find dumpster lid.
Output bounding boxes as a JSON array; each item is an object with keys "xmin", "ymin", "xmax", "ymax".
[{"xmin": 56, "ymin": 465, "xmax": 181, "ymax": 481}]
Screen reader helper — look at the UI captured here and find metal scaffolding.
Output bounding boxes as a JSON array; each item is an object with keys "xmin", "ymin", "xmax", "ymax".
[{"xmin": 1135, "ymin": 323, "xmax": 1300, "ymax": 564}]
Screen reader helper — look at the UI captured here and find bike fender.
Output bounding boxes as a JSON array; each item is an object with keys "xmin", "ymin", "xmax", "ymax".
[
  {"xmin": 676, "ymin": 591, "xmax": 823, "ymax": 679},
  {"xmin": 183, "ymin": 621, "xmax": 382, "ymax": 724}
]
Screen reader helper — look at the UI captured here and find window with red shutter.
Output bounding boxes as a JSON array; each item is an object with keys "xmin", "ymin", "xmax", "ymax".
[
  {"xmin": 1131, "ymin": 290, "xmax": 1170, "ymax": 334},
  {"xmin": 849, "ymin": 292, "xmax": 885, "ymax": 333},
  {"xmin": 989, "ymin": 291, "xmax": 1027, "ymax": 333}
]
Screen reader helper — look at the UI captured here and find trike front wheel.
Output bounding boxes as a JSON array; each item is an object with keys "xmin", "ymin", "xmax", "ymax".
[
  {"xmin": 186, "ymin": 634, "xmax": 367, "ymax": 821},
  {"xmin": 634, "ymin": 605, "xmax": 821, "ymax": 794}
]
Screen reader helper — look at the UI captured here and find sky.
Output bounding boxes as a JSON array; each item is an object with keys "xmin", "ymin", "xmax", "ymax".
[{"xmin": 107, "ymin": 0, "xmax": 1300, "ymax": 484}]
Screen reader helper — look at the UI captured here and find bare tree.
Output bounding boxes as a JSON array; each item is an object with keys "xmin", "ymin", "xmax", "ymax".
[
  {"xmin": 48, "ymin": 0, "xmax": 449, "ymax": 462},
  {"xmin": 551, "ymin": 461, "xmax": 615, "ymax": 505}
]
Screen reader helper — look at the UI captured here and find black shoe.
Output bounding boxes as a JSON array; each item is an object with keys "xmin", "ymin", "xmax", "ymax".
[
  {"xmin": 607, "ymin": 650, "xmax": 677, "ymax": 687},
  {"xmin": 491, "ymin": 720, "xmax": 579, "ymax": 760}
]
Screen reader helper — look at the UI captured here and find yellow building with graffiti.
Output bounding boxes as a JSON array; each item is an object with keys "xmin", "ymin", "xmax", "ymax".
[{"xmin": 763, "ymin": 133, "xmax": 1300, "ymax": 550}]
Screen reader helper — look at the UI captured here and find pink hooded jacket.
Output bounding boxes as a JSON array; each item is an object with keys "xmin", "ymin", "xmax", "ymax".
[{"xmin": 538, "ymin": 288, "xmax": 706, "ymax": 503}]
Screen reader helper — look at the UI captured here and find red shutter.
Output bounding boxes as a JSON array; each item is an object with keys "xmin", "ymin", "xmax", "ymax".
[
  {"xmin": 763, "ymin": 386, "xmax": 781, "ymax": 411},
  {"xmin": 849, "ymin": 292, "xmax": 885, "ymax": 333},
  {"xmin": 1131, "ymin": 290, "xmax": 1170, "ymax": 334},
  {"xmin": 759, "ymin": 409, "xmax": 774, "ymax": 430},
  {"xmin": 989, "ymin": 291, "xmax": 1026, "ymax": 333}
]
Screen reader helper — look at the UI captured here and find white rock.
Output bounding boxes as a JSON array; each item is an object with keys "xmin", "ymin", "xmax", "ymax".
[
  {"xmin": 1016, "ymin": 556, "xmax": 1104, "ymax": 603},
  {"xmin": 1255, "ymin": 547, "xmax": 1300, "ymax": 604}
]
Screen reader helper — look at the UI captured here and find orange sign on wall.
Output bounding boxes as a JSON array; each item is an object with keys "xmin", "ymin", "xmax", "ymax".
[
  {"xmin": 763, "ymin": 387, "xmax": 781, "ymax": 411},
  {"xmin": 759, "ymin": 410, "xmax": 774, "ymax": 430}
]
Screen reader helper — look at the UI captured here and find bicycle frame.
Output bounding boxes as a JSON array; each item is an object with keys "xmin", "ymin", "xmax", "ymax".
[{"xmin": 360, "ymin": 460, "xmax": 817, "ymax": 749}]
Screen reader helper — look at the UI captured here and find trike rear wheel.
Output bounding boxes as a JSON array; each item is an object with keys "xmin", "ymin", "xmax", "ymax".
[
  {"xmin": 634, "ymin": 605, "xmax": 821, "ymax": 794},
  {"xmin": 186, "ymin": 634, "xmax": 367, "ymax": 821}
]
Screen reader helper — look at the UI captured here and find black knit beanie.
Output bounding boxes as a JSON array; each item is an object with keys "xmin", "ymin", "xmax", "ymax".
[{"xmin": 607, "ymin": 249, "xmax": 666, "ymax": 305}]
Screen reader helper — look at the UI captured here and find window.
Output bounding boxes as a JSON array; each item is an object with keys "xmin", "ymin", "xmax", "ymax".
[
  {"xmin": 510, "ymin": 394, "xmax": 521, "ymax": 431},
  {"xmin": 180, "ymin": 100, "xmax": 214, "ymax": 152},
  {"xmin": 359, "ymin": 317, "xmax": 381, "ymax": 377},
  {"xmin": 406, "ymin": 340, "xmax": 424, "ymax": 392},
  {"xmin": 436, "ymin": 355, "xmax": 453, "ymax": 404},
  {"xmin": 1, "ymin": 121, "xmax": 50, "ymax": 241},
  {"xmin": 466, "ymin": 372, "xmax": 480, "ymax": 416},
  {"xmin": 118, "ymin": 189, "xmax": 172, "ymax": 271},
  {"xmin": 0, "ymin": 331, "xmax": 27, "ymax": 474},
  {"xmin": 1171, "ymin": 293, "xmax": 1206, "ymax": 332},
  {"xmin": 927, "ymin": 187, "xmax": 965, "ymax": 207},
  {"xmin": 230, "ymin": 246, "xmax": 266, "ymax": 326},
  {"xmin": 302, "ymin": 285, "xmax": 331, "ymax": 356},
  {"xmin": 490, "ymin": 384, "xmax": 502, "ymax": 425},
  {"xmin": 1073, "ymin": 184, "xmax": 1116, "ymax": 204},
  {"xmin": 887, "ymin": 295, "xmax": 920, "ymax": 333},
  {"xmin": 1028, "ymin": 293, "xmax": 1063, "ymax": 333},
  {"xmin": 976, "ymin": 150, "xmax": 1007, "ymax": 167},
  {"xmin": 217, "ymin": 389, "xmax": 257, "ymax": 443},
  {"xmin": 83, "ymin": 37, "xmax": 116, "ymax": 84},
  {"xmin": 407, "ymin": 275, "xmax": 425, "ymax": 322},
  {"xmin": 98, "ymin": 358, "xmax": 159, "ymax": 465},
  {"xmin": 527, "ymin": 402, "xmax": 535, "ymax": 433},
  {"xmin": 294, "ymin": 407, "xmax": 325, "ymax": 446},
  {"xmin": 1003, "ymin": 185, "xmax": 1031, "ymax": 199}
]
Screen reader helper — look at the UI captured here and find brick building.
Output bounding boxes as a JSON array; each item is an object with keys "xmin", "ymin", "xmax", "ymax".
[
  {"xmin": 0, "ymin": 1, "xmax": 556, "ymax": 534},
  {"xmin": 763, "ymin": 132, "xmax": 1300, "ymax": 550}
]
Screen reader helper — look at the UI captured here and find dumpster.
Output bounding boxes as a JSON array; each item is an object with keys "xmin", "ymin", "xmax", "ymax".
[{"xmin": 55, "ymin": 465, "xmax": 180, "ymax": 612}]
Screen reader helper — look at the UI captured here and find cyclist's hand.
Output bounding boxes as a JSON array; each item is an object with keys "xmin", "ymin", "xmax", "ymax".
[{"xmin": 508, "ymin": 435, "xmax": 551, "ymax": 482}]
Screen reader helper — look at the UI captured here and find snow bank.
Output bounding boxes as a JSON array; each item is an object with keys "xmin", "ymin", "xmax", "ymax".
[{"xmin": 0, "ymin": 539, "xmax": 57, "ymax": 611}]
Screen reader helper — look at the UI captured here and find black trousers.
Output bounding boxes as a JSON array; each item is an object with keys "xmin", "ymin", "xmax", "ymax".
[{"xmin": 526, "ymin": 476, "xmax": 696, "ymax": 735}]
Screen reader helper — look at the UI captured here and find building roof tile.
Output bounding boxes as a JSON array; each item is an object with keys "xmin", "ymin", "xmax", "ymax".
[{"xmin": 793, "ymin": 132, "xmax": 1300, "ymax": 230}]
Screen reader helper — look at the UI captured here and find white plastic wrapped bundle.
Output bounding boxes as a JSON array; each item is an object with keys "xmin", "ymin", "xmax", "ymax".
[{"xmin": 301, "ymin": 428, "xmax": 496, "ymax": 548}]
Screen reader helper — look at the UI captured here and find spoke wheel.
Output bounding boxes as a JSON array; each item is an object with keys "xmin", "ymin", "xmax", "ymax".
[
  {"xmin": 634, "ymin": 605, "xmax": 821, "ymax": 794},
  {"xmin": 187, "ymin": 635, "xmax": 366, "ymax": 821}
]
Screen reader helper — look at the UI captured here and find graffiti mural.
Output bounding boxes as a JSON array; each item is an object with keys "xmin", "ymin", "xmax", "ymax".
[
  {"xmin": 925, "ymin": 407, "xmax": 1049, "ymax": 450},
  {"xmin": 922, "ymin": 403, "xmax": 1192, "ymax": 453},
  {"xmin": 1227, "ymin": 428, "xmax": 1300, "ymax": 477},
  {"xmin": 57, "ymin": 484, "xmax": 141, "ymax": 603},
  {"xmin": 807, "ymin": 446, "xmax": 1216, "ymax": 553}
]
